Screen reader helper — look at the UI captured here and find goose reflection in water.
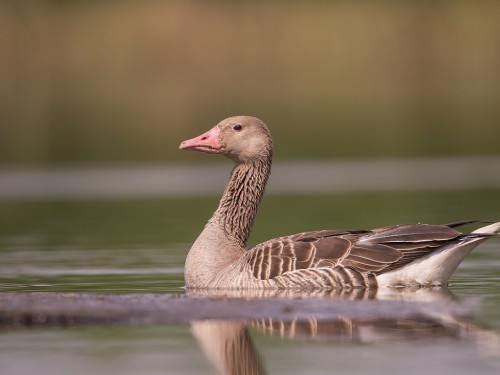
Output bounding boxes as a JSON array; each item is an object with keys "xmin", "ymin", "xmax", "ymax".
[{"xmin": 189, "ymin": 288, "xmax": 500, "ymax": 375}]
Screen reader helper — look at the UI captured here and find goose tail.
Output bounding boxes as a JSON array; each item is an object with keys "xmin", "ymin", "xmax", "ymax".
[
  {"xmin": 472, "ymin": 222, "xmax": 500, "ymax": 235},
  {"xmin": 377, "ymin": 221, "xmax": 499, "ymax": 287}
]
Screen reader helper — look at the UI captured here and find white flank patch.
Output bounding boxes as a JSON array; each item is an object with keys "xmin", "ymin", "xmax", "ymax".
[{"xmin": 376, "ymin": 238, "xmax": 487, "ymax": 287}]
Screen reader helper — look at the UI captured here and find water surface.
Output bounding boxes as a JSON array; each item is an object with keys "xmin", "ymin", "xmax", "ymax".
[
  {"xmin": 0, "ymin": 191, "xmax": 499, "ymax": 374},
  {"xmin": 1, "ymin": 242, "xmax": 500, "ymax": 375}
]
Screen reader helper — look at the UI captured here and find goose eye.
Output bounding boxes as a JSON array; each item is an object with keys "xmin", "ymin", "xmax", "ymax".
[{"xmin": 233, "ymin": 124, "xmax": 243, "ymax": 131}]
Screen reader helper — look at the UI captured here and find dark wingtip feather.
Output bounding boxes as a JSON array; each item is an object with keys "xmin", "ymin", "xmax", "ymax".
[{"xmin": 444, "ymin": 220, "xmax": 495, "ymax": 229}]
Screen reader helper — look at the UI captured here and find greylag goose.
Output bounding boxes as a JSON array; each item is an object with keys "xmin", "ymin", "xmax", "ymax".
[{"xmin": 179, "ymin": 116, "xmax": 499, "ymax": 289}]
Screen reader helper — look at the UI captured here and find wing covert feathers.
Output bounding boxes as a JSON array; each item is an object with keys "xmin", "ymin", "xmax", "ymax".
[{"xmin": 244, "ymin": 223, "xmax": 477, "ymax": 287}]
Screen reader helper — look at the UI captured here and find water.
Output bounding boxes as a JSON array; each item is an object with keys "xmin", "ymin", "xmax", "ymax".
[
  {"xmin": 1, "ymin": 242, "xmax": 500, "ymax": 375},
  {"xmin": 0, "ymin": 189, "xmax": 499, "ymax": 374},
  {"xmin": 0, "ymin": 248, "xmax": 185, "ymax": 294}
]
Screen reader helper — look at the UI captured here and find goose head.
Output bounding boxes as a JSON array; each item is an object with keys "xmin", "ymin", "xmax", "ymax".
[{"xmin": 179, "ymin": 116, "xmax": 273, "ymax": 164}]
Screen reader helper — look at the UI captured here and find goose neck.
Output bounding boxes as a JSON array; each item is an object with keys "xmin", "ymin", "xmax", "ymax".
[{"xmin": 211, "ymin": 158, "xmax": 271, "ymax": 246}]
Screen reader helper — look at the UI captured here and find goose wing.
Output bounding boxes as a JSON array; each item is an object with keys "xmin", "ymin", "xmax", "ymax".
[
  {"xmin": 245, "ymin": 224, "xmax": 462, "ymax": 280},
  {"xmin": 245, "ymin": 231, "xmax": 355, "ymax": 280}
]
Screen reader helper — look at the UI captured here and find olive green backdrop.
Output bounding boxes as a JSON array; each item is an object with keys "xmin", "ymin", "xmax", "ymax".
[{"xmin": 1, "ymin": 1, "xmax": 499, "ymax": 165}]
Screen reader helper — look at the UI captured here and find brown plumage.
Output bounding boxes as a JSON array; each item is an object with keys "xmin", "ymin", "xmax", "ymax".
[{"xmin": 179, "ymin": 116, "xmax": 499, "ymax": 289}]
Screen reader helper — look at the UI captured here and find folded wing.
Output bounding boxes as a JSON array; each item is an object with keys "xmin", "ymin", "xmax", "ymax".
[{"xmin": 245, "ymin": 224, "xmax": 462, "ymax": 281}]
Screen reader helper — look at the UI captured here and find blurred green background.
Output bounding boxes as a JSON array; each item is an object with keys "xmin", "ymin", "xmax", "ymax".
[
  {"xmin": 0, "ymin": 1, "xmax": 499, "ymax": 257},
  {"xmin": 1, "ymin": 5, "xmax": 500, "ymax": 373},
  {"xmin": 1, "ymin": 0, "xmax": 499, "ymax": 165}
]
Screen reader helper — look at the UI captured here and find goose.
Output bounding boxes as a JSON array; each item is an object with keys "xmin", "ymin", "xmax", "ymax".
[{"xmin": 179, "ymin": 116, "xmax": 499, "ymax": 289}]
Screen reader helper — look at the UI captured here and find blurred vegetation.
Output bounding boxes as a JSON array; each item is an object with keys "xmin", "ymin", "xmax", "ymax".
[{"xmin": 1, "ymin": 0, "xmax": 500, "ymax": 165}]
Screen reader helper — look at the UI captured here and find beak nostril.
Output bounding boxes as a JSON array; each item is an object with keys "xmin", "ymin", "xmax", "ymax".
[{"xmin": 201, "ymin": 136, "xmax": 208, "ymax": 140}]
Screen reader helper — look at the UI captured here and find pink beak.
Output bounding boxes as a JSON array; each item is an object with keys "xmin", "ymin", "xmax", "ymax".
[{"xmin": 179, "ymin": 126, "xmax": 223, "ymax": 154}]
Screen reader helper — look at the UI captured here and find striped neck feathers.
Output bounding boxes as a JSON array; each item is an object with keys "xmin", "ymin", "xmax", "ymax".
[{"xmin": 210, "ymin": 155, "xmax": 272, "ymax": 247}]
